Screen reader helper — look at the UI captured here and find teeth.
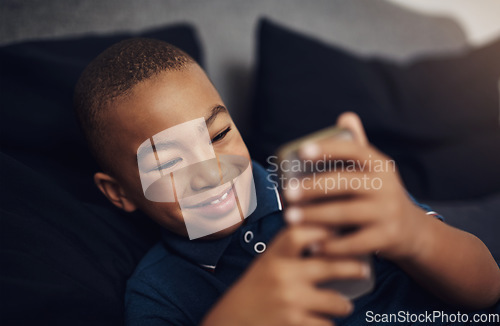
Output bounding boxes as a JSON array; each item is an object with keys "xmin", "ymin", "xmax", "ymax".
[
  {"xmin": 208, "ymin": 189, "xmax": 230, "ymax": 205},
  {"xmin": 191, "ymin": 188, "xmax": 232, "ymax": 207}
]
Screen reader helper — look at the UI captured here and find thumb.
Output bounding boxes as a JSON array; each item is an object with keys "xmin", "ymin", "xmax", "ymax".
[{"xmin": 336, "ymin": 112, "xmax": 368, "ymax": 146}]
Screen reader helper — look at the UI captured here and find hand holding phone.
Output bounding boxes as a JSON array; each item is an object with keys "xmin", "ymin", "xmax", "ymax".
[{"xmin": 276, "ymin": 125, "xmax": 375, "ymax": 300}]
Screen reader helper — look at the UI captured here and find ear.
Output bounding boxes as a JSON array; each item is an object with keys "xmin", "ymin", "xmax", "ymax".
[
  {"xmin": 94, "ymin": 172, "xmax": 137, "ymax": 212},
  {"xmin": 336, "ymin": 112, "xmax": 369, "ymax": 146}
]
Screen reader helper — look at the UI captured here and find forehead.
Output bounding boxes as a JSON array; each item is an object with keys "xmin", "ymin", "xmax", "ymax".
[{"xmin": 107, "ymin": 65, "xmax": 224, "ymax": 151}]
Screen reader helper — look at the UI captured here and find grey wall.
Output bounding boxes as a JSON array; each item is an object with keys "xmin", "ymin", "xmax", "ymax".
[{"xmin": 0, "ymin": 0, "xmax": 468, "ymax": 135}]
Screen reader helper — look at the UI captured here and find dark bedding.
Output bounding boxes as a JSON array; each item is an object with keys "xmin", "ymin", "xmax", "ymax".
[{"xmin": 0, "ymin": 24, "xmax": 202, "ymax": 325}]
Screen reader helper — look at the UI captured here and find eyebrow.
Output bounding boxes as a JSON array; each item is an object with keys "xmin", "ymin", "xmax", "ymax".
[
  {"xmin": 137, "ymin": 105, "xmax": 227, "ymax": 161},
  {"xmin": 205, "ymin": 105, "xmax": 228, "ymax": 128}
]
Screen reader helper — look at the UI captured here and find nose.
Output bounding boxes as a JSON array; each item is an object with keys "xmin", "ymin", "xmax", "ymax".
[{"xmin": 190, "ymin": 158, "xmax": 222, "ymax": 191}]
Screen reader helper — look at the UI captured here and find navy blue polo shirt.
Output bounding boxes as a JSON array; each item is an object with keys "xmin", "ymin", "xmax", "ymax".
[{"xmin": 125, "ymin": 162, "xmax": 481, "ymax": 326}]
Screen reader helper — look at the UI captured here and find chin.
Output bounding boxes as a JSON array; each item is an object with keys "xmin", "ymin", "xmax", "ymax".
[{"xmin": 200, "ymin": 220, "xmax": 244, "ymax": 240}]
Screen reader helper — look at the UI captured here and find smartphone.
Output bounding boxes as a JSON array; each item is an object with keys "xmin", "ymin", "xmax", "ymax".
[{"xmin": 276, "ymin": 125, "xmax": 375, "ymax": 300}]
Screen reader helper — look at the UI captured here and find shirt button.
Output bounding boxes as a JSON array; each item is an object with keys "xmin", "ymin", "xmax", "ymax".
[
  {"xmin": 254, "ymin": 242, "xmax": 267, "ymax": 254},
  {"xmin": 244, "ymin": 231, "xmax": 254, "ymax": 243}
]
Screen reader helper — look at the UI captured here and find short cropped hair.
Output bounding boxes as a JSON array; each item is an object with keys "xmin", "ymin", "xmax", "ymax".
[{"xmin": 74, "ymin": 38, "xmax": 194, "ymax": 172}]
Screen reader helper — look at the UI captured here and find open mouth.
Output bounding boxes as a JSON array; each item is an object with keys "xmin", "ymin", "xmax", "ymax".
[
  {"xmin": 185, "ymin": 186, "xmax": 233, "ymax": 208},
  {"xmin": 181, "ymin": 184, "xmax": 238, "ymax": 220}
]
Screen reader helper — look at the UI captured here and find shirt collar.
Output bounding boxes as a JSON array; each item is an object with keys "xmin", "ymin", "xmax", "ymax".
[{"xmin": 161, "ymin": 161, "xmax": 281, "ymax": 268}]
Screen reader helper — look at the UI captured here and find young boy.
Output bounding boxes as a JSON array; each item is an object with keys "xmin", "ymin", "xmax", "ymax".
[{"xmin": 74, "ymin": 39, "xmax": 500, "ymax": 326}]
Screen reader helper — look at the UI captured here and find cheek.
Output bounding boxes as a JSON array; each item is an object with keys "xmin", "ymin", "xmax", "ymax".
[
  {"xmin": 138, "ymin": 200, "xmax": 187, "ymax": 232},
  {"xmin": 120, "ymin": 170, "xmax": 186, "ymax": 230},
  {"xmin": 226, "ymin": 133, "xmax": 250, "ymax": 160}
]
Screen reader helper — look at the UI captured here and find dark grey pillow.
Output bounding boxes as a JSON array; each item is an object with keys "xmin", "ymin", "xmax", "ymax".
[
  {"xmin": 250, "ymin": 18, "xmax": 500, "ymax": 201},
  {"xmin": 0, "ymin": 24, "xmax": 203, "ymax": 326}
]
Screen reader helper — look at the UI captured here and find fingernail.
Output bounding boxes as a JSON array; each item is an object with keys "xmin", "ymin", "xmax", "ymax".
[
  {"xmin": 362, "ymin": 264, "xmax": 371, "ymax": 278},
  {"xmin": 341, "ymin": 296, "xmax": 354, "ymax": 313},
  {"xmin": 285, "ymin": 207, "xmax": 302, "ymax": 224},
  {"xmin": 300, "ymin": 142, "xmax": 320, "ymax": 159},
  {"xmin": 285, "ymin": 187, "xmax": 301, "ymax": 201},
  {"xmin": 346, "ymin": 302, "xmax": 354, "ymax": 314}
]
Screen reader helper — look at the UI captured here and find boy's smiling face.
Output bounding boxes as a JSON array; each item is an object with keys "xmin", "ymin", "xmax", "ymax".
[{"xmin": 97, "ymin": 64, "xmax": 252, "ymax": 239}]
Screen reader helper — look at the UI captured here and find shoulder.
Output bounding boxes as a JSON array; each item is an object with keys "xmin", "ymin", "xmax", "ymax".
[
  {"xmin": 126, "ymin": 242, "xmax": 199, "ymax": 296},
  {"xmin": 124, "ymin": 243, "xmax": 191, "ymax": 325},
  {"xmin": 125, "ymin": 242, "xmax": 224, "ymax": 326},
  {"xmin": 129, "ymin": 242, "xmax": 175, "ymax": 280}
]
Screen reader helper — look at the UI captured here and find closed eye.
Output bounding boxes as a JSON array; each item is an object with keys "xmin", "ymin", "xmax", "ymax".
[
  {"xmin": 149, "ymin": 157, "xmax": 182, "ymax": 173},
  {"xmin": 211, "ymin": 127, "xmax": 231, "ymax": 144}
]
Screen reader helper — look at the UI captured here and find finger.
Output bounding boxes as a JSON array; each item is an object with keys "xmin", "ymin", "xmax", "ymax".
[
  {"xmin": 336, "ymin": 112, "xmax": 368, "ymax": 146},
  {"xmin": 298, "ymin": 258, "xmax": 370, "ymax": 283},
  {"xmin": 269, "ymin": 225, "xmax": 332, "ymax": 258},
  {"xmin": 284, "ymin": 199, "xmax": 374, "ymax": 226},
  {"xmin": 283, "ymin": 171, "xmax": 376, "ymax": 203},
  {"xmin": 298, "ymin": 141, "xmax": 393, "ymax": 179},
  {"xmin": 321, "ymin": 227, "xmax": 384, "ymax": 256},
  {"xmin": 299, "ymin": 315, "xmax": 335, "ymax": 326},
  {"xmin": 303, "ymin": 288, "xmax": 354, "ymax": 317},
  {"xmin": 299, "ymin": 138, "xmax": 369, "ymax": 162}
]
